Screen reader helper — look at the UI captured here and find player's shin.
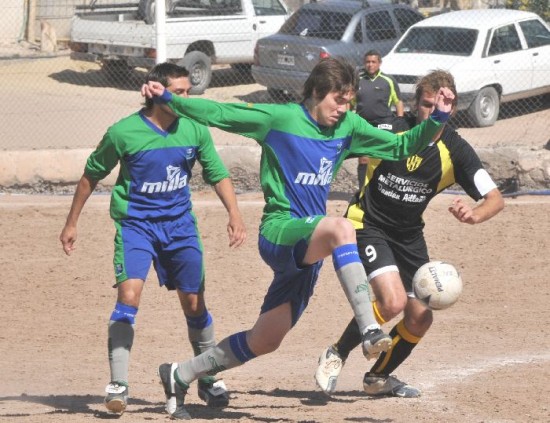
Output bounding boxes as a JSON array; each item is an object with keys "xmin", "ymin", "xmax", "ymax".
[
  {"xmin": 186, "ymin": 310, "xmax": 216, "ymax": 355},
  {"xmin": 333, "ymin": 245, "xmax": 378, "ymax": 333},
  {"xmin": 371, "ymin": 320, "xmax": 421, "ymax": 375},
  {"xmin": 176, "ymin": 331, "xmax": 256, "ymax": 384},
  {"xmin": 108, "ymin": 302, "xmax": 137, "ymax": 383}
]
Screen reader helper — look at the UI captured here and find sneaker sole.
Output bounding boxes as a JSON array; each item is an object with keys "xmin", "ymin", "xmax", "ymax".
[
  {"xmin": 314, "ymin": 375, "xmax": 337, "ymax": 396},
  {"xmin": 364, "ymin": 337, "xmax": 393, "ymax": 360},
  {"xmin": 198, "ymin": 388, "xmax": 229, "ymax": 408},
  {"xmin": 105, "ymin": 398, "xmax": 126, "ymax": 415},
  {"xmin": 365, "ymin": 388, "xmax": 421, "ymax": 398}
]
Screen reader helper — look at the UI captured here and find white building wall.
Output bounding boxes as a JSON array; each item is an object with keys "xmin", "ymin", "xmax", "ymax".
[{"xmin": 1, "ymin": 0, "xmax": 25, "ymax": 42}]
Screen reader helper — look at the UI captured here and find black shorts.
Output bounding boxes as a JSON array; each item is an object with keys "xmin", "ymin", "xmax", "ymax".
[{"xmin": 356, "ymin": 226, "xmax": 429, "ymax": 293}]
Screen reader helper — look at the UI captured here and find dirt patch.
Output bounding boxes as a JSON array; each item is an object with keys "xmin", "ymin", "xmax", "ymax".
[{"xmin": 1, "ymin": 192, "xmax": 549, "ymax": 422}]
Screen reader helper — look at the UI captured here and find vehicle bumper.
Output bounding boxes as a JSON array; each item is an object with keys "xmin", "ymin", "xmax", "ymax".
[
  {"xmin": 251, "ymin": 65, "xmax": 308, "ymax": 98},
  {"xmin": 70, "ymin": 52, "xmax": 155, "ymax": 68}
]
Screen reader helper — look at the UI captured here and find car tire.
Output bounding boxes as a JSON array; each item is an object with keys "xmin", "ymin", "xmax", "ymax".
[
  {"xmin": 467, "ymin": 86, "xmax": 500, "ymax": 127},
  {"xmin": 178, "ymin": 52, "xmax": 212, "ymax": 95}
]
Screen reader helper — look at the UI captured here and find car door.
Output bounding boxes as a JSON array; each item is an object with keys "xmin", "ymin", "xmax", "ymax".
[
  {"xmin": 362, "ymin": 9, "xmax": 400, "ymax": 57},
  {"xmin": 518, "ymin": 18, "xmax": 550, "ymax": 90},
  {"xmin": 486, "ymin": 23, "xmax": 532, "ymax": 97},
  {"xmin": 250, "ymin": 0, "xmax": 289, "ymax": 47}
]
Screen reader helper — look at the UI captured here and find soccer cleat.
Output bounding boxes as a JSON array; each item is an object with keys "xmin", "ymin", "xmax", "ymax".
[
  {"xmin": 104, "ymin": 381, "xmax": 129, "ymax": 415},
  {"xmin": 158, "ymin": 363, "xmax": 191, "ymax": 420},
  {"xmin": 363, "ymin": 372, "xmax": 421, "ymax": 398},
  {"xmin": 198, "ymin": 376, "xmax": 230, "ymax": 408},
  {"xmin": 314, "ymin": 346, "xmax": 345, "ymax": 395},
  {"xmin": 361, "ymin": 328, "xmax": 392, "ymax": 360}
]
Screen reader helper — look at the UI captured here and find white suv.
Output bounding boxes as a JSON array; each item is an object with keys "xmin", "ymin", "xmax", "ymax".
[{"xmin": 381, "ymin": 9, "xmax": 550, "ymax": 127}]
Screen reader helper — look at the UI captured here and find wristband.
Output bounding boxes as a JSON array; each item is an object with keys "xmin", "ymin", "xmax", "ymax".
[
  {"xmin": 153, "ymin": 89, "xmax": 173, "ymax": 104},
  {"xmin": 430, "ymin": 109, "xmax": 451, "ymax": 123}
]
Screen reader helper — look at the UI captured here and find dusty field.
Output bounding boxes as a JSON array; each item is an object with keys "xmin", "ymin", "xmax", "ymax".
[{"xmin": 0, "ymin": 191, "xmax": 549, "ymax": 422}]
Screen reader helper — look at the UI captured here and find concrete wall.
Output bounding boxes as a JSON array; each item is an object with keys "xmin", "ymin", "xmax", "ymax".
[{"xmin": 1, "ymin": 0, "xmax": 25, "ymax": 42}]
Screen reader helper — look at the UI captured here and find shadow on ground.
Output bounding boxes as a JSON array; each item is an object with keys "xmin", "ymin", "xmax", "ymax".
[
  {"xmin": 0, "ymin": 389, "xmax": 346, "ymax": 421},
  {"xmin": 48, "ymin": 65, "xmax": 257, "ymax": 92}
]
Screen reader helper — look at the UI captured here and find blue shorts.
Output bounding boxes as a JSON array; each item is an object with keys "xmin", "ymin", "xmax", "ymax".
[
  {"xmin": 258, "ymin": 215, "xmax": 324, "ymax": 327},
  {"xmin": 113, "ymin": 212, "xmax": 204, "ymax": 292}
]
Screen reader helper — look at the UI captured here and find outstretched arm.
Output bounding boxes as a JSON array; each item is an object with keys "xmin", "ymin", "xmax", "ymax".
[
  {"xmin": 142, "ymin": 81, "xmax": 271, "ymax": 140},
  {"xmin": 351, "ymin": 87, "xmax": 455, "ymax": 160},
  {"xmin": 59, "ymin": 174, "xmax": 98, "ymax": 255},
  {"xmin": 448, "ymin": 188, "xmax": 504, "ymax": 225},
  {"xmin": 213, "ymin": 178, "xmax": 246, "ymax": 248}
]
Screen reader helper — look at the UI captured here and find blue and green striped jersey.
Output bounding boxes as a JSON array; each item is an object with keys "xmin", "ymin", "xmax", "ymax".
[
  {"xmin": 85, "ymin": 110, "xmax": 229, "ymax": 220},
  {"xmin": 164, "ymin": 97, "xmax": 441, "ymax": 231}
]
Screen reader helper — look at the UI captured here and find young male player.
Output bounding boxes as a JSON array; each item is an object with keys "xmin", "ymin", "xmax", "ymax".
[
  {"xmin": 314, "ymin": 70, "xmax": 504, "ymax": 398},
  {"xmin": 142, "ymin": 57, "xmax": 456, "ymax": 419},
  {"xmin": 59, "ymin": 63, "xmax": 246, "ymax": 415}
]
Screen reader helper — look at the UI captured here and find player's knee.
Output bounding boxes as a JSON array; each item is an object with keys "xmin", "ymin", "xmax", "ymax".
[
  {"xmin": 332, "ymin": 218, "xmax": 356, "ymax": 243},
  {"xmin": 404, "ymin": 307, "xmax": 433, "ymax": 335},
  {"xmin": 178, "ymin": 291, "xmax": 203, "ymax": 314},
  {"xmin": 377, "ymin": 293, "xmax": 407, "ymax": 320},
  {"xmin": 117, "ymin": 290, "xmax": 140, "ymax": 308}
]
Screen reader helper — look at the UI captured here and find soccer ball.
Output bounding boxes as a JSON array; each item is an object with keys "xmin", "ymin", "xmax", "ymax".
[{"xmin": 412, "ymin": 261, "xmax": 463, "ymax": 310}]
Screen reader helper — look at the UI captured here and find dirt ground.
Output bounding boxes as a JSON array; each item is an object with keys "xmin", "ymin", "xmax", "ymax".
[{"xmin": 1, "ymin": 191, "xmax": 549, "ymax": 422}]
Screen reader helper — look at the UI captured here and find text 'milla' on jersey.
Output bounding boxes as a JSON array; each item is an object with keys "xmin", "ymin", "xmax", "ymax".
[
  {"xmin": 347, "ymin": 126, "xmax": 498, "ymax": 232},
  {"xmin": 84, "ymin": 111, "xmax": 229, "ymax": 220},
  {"xmin": 162, "ymin": 95, "xmax": 442, "ymax": 224}
]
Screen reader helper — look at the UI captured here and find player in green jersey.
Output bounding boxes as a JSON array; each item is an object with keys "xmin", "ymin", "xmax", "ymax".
[
  {"xmin": 142, "ymin": 57, "xmax": 455, "ymax": 419},
  {"xmin": 314, "ymin": 70, "xmax": 504, "ymax": 398},
  {"xmin": 59, "ymin": 63, "xmax": 246, "ymax": 415}
]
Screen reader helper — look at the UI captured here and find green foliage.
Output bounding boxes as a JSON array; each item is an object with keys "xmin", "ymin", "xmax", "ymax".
[{"xmin": 506, "ymin": 0, "xmax": 550, "ymax": 21}]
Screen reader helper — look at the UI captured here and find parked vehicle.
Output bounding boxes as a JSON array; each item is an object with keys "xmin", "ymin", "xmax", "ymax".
[
  {"xmin": 69, "ymin": 0, "xmax": 290, "ymax": 94},
  {"xmin": 251, "ymin": 0, "xmax": 424, "ymax": 100},
  {"xmin": 381, "ymin": 9, "xmax": 550, "ymax": 127}
]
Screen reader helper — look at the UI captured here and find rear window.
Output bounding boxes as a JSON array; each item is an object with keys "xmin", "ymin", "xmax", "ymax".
[
  {"xmin": 279, "ymin": 9, "xmax": 353, "ymax": 40},
  {"xmin": 395, "ymin": 27, "xmax": 478, "ymax": 56}
]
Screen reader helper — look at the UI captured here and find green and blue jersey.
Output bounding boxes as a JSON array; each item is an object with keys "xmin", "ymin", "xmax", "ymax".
[
  {"xmin": 85, "ymin": 110, "xmax": 229, "ymax": 220},
  {"xmin": 163, "ymin": 96, "xmax": 442, "ymax": 240}
]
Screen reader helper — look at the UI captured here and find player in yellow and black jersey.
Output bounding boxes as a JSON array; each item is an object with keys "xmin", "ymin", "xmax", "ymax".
[{"xmin": 314, "ymin": 70, "xmax": 505, "ymax": 398}]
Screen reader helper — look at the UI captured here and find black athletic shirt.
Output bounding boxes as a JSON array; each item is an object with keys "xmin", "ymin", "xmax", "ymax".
[{"xmin": 346, "ymin": 124, "xmax": 497, "ymax": 233}]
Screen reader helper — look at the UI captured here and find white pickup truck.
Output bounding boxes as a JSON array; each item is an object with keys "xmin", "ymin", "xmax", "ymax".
[{"xmin": 69, "ymin": 0, "xmax": 290, "ymax": 93}]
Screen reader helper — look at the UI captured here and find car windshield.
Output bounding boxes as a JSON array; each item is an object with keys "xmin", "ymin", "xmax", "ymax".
[
  {"xmin": 395, "ymin": 26, "xmax": 478, "ymax": 56},
  {"xmin": 278, "ymin": 8, "xmax": 353, "ymax": 40}
]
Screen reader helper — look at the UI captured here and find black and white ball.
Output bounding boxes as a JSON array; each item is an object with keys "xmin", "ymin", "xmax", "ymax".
[{"xmin": 413, "ymin": 261, "xmax": 463, "ymax": 310}]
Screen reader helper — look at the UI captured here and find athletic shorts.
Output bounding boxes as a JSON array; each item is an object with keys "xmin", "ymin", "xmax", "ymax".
[
  {"xmin": 356, "ymin": 225, "xmax": 429, "ymax": 294},
  {"xmin": 258, "ymin": 215, "xmax": 324, "ymax": 327},
  {"xmin": 113, "ymin": 212, "xmax": 204, "ymax": 292}
]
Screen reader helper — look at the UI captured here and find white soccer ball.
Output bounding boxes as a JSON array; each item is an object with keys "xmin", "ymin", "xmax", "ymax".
[{"xmin": 412, "ymin": 261, "xmax": 463, "ymax": 310}]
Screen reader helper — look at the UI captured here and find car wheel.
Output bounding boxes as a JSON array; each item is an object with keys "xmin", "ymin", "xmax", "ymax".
[
  {"xmin": 467, "ymin": 87, "xmax": 500, "ymax": 127},
  {"xmin": 178, "ymin": 52, "xmax": 212, "ymax": 95}
]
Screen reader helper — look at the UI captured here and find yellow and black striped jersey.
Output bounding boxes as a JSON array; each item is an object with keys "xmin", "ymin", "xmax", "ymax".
[{"xmin": 346, "ymin": 125, "xmax": 497, "ymax": 233}]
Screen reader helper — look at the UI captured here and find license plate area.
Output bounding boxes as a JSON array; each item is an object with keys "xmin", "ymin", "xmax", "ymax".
[{"xmin": 277, "ymin": 54, "xmax": 295, "ymax": 66}]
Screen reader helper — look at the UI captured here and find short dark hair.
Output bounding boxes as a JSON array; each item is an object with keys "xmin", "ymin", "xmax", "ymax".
[
  {"xmin": 363, "ymin": 50, "xmax": 381, "ymax": 61},
  {"xmin": 302, "ymin": 57, "xmax": 358, "ymax": 101},
  {"xmin": 144, "ymin": 62, "xmax": 189, "ymax": 109}
]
